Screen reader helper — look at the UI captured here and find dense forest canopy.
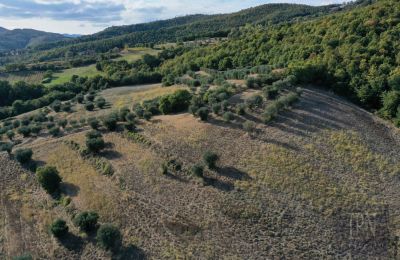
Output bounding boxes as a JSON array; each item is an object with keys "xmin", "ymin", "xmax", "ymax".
[{"xmin": 160, "ymin": 0, "xmax": 400, "ymax": 121}]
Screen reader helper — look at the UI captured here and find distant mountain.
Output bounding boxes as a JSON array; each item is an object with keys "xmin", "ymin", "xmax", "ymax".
[
  {"xmin": 63, "ymin": 34, "xmax": 82, "ymax": 38},
  {"xmin": 0, "ymin": 27, "xmax": 69, "ymax": 52}
]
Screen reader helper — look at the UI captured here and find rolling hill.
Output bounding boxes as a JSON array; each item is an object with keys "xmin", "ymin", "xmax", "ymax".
[{"xmin": 0, "ymin": 27, "xmax": 69, "ymax": 52}]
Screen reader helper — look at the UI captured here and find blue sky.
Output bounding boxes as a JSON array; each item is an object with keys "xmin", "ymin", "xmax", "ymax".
[{"xmin": 0, "ymin": 0, "xmax": 344, "ymax": 34}]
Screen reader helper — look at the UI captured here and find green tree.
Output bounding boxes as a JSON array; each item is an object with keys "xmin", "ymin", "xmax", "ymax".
[
  {"xmin": 50, "ymin": 219, "xmax": 69, "ymax": 238},
  {"xmin": 96, "ymin": 224, "xmax": 122, "ymax": 251},
  {"xmin": 73, "ymin": 211, "xmax": 99, "ymax": 232},
  {"xmin": 36, "ymin": 166, "xmax": 62, "ymax": 194}
]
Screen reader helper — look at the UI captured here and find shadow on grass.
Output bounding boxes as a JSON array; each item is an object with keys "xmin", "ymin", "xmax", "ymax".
[
  {"xmin": 114, "ymin": 244, "xmax": 147, "ymax": 260},
  {"xmin": 59, "ymin": 233, "xmax": 85, "ymax": 252},
  {"xmin": 216, "ymin": 167, "xmax": 252, "ymax": 181},
  {"xmin": 61, "ymin": 182, "xmax": 80, "ymax": 197},
  {"xmin": 203, "ymin": 176, "xmax": 234, "ymax": 192}
]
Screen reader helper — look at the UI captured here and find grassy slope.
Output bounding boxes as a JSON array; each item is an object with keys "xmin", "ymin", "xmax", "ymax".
[{"xmin": 1, "ymin": 85, "xmax": 400, "ymax": 259}]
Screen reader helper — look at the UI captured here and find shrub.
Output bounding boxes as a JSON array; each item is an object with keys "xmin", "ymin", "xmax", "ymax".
[
  {"xmin": 86, "ymin": 131, "xmax": 105, "ymax": 153},
  {"xmin": 18, "ymin": 126, "xmax": 31, "ymax": 137},
  {"xmin": 57, "ymin": 119, "xmax": 68, "ymax": 128},
  {"xmin": 243, "ymin": 120, "xmax": 256, "ymax": 133},
  {"xmin": 197, "ymin": 107, "xmax": 209, "ymax": 121},
  {"xmin": 36, "ymin": 166, "xmax": 62, "ymax": 193},
  {"xmin": 76, "ymin": 94, "xmax": 84, "ymax": 103},
  {"xmin": 203, "ymin": 151, "xmax": 219, "ymax": 169},
  {"xmin": 21, "ymin": 117, "xmax": 30, "ymax": 126},
  {"xmin": 50, "ymin": 219, "xmax": 69, "ymax": 238},
  {"xmin": 236, "ymin": 104, "xmax": 246, "ymax": 115},
  {"xmin": 125, "ymin": 112, "xmax": 136, "ymax": 122},
  {"xmin": 73, "ymin": 211, "xmax": 99, "ymax": 232},
  {"xmin": 46, "ymin": 122, "xmax": 55, "ymax": 129},
  {"xmin": 86, "ymin": 94, "xmax": 95, "ymax": 102},
  {"xmin": 61, "ymin": 102, "xmax": 72, "ymax": 112},
  {"xmin": 96, "ymin": 224, "xmax": 122, "ymax": 251},
  {"xmin": 6, "ymin": 130, "xmax": 15, "ymax": 140},
  {"xmin": 223, "ymin": 112, "xmax": 234, "ymax": 122},
  {"xmin": 102, "ymin": 114, "xmax": 118, "ymax": 131},
  {"xmin": 143, "ymin": 111, "xmax": 152, "ymax": 121},
  {"xmin": 124, "ymin": 121, "xmax": 136, "ymax": 131},
  {"xmin": 158, "ymin": 89, "xmax": 192, "ymax": 114},
  {"xmin": 263, "ymin": 85, "xmax": 279, "ymax": 99},
  {"xmin": 246, "ymin": 95, "xmax": 263, "ymax": 110},
  {"xmin": 262, "ymin": 104, "xmax": 279, "ymax": 123},
  {"xmin": 15, "ymin": 148, "xmax": 33, "ymax": 164},
  {"xmin": 0, "ymin": 142, "xmax": 14, "ymax": 154},
  {"xmin": 51, "ymin": 100, "xmax": 61, "ymax": 112},
  {"xmin": 191, "ymin": 164, "xmax": 204, "ymax": 178},
  {"xmin": 12, "ymin": 120, "xmax": 20, "ymax": 128},
  {"xmin": 221, "ymin": 100, "xmax": 229, "ymax": 111},
  {"xmin": 85, "ymin": 102, "xmax": 95, "ymax": 111},
  {"xmin": 96, "ymin": 97, "xmax": 106, "ymax": 109},
  {"xmin": 30, "ymin": 124, "xmax": 42, "ymax": 135},
  {"xmin": 49, "ymin": 127, "xmax": 61, "ymax": 137},
  {"xmin": 118, "ymin": 107, "xmax": 130, "ymax": 121},
  {"xmin": 212, "ymin": 103, "xmax": 221, "ymax": 114},
  {"xmin": 88, "ymin": 117, "xmax": 100, "ymax": 129}
]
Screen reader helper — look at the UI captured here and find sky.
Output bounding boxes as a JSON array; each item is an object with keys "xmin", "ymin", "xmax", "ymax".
[{"xmin": 0, "ymin": 0, "xmax": 344, "ymax": 35}]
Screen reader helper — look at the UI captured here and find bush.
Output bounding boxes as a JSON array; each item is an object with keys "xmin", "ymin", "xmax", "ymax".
[
  {"xmin": 203, "ymin": 151, "xmax": 219, "ymax": 169},
  {"xmin": 125, "ymin": 112, "xmax": 136, "ymax": 122},
  {"xmin": 12, "ymin": 120, "xmax": 20, "ymax": 128},
  {"xmin": 51, "ymin": 100, "xmax": 61, "ymax": 112},
  {"xmin": 243, "ymin": 120, "xmax": 256, "ymax": 133},
  {"xmin": 262, "ymin": 103, "xmax": 279, "ymax": 123},
  {"xmin": 86, "ymin": 94, "xmax": 95, "ymax": 102},
  {"xmin": 0, "ymin": 142, "xmax": 14, "ymax": 154},
  {"xmin": 12, "ymin": 254, "xmax": 33, "ymax": 260},
  {"xmin": 223, "ymin": 112, "xmax": 234, "ymax": 122},
  {"xmin": 159, "ymin": 89, "xmax": 192, "ymax": 114},
  {"xmin": 18, "ymin": 126, "xmax": 31, "ymax": 137},
  {"xmin": 246, "ymin": 95, "xmax": 263, "ymax": 110},
  {"xmin": 118, "ymin": 107, "xmax": 130, "ymax": 121},
  {"xmin": 57, "ymin": 119, "xmax": 68, "ymax": 128},
  {"xmin": 96, "ymin": 97, "xmax": 106, "ymax": 109},
  {"xmin": 15, "ymin": 148, "xmax": 33, "ymax": 164},
  {"xmin": 30, "ymin": 124, "xmax": 42, "ymax": 135},
  {"xmin": 191, "ymin": 164, "xmax": 204, "ymax": 178},
  {"xmin": 263, "ymin": 85, "xmax": 279, "ymax": 99},
  {"xmin": 236, "ymin": 104, "xmax": 246, "ymax": 115},
  {"xmin": 86, "ymin": 131, "xmax": 105, "ymax": 153},
  {"xmin": 49, "ymin": 127, "xmax": 61, "ymax": 137},
  {"xmin": 102, "ymin": 114, "xmax": 118, "ymax": 131},
  {"xmin": 212, "ymin": 103, "xmax": 221, "ymax": 114},
  {"xmin": 85, "ymin": 102, "xmax": 95, "ymax": 111},
  {"xmin": 124, "ymin": 121, "xmax": 136, "ymax": 131},
  {"xmin": 88, "ymin": 117, "xmax": 100, "ymax": 129},
  {"xmin": 61, "ymin": 102, "xmax": 72, "ymax": 112},
  {"xmin": 96, "ymin": 224, "xmax": 122, "ymax": 251},
  {"xmin": 143, "ymin": 111, "xmax": 152, "ymax": 121},
  {"xmin": 36, "ymin": 166, "xmax": 62, "ymax": 193},
  {"xmin": 197, "ymin": 107, "xmax": 209, "ymax": 121},
  {"xmin": 76, "ymin": 94, "xmax": 84, "ymax": 103},
  {"xmin": 50, "ymin": 219, "xmax": 68, "ymax": 238},
  {"xmin": 46, "ymin": 122, "xmax": 55, "ymax": 129},
  {"xmin": 73, "ymin": 211, "xmax": 99, "ymax": 232},
  {"xmin": 6, "ymin": 130, "xmax": 15, "ymax": 140}
]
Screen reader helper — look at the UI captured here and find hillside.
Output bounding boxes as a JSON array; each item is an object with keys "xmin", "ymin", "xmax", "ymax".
[
  {"xmin": 0, "ymin": 27, "xmax": 68, "ymax": 52},
  {"xmin": 1, "ymin": 83, "xmax": 399, "ymax": 259},
  {"xmin": 3, "ymin": 3, "xmax": 343, "ymax": 64}
]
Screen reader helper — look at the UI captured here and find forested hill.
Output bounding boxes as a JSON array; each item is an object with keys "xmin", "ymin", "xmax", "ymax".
[
  {"xmin": 0, "ymin": 27, "xmax": 68, "ymax": 52},
  {"xmin": 29, "ymin": 3, "xmax": 340, "ymax": 55},
  {"xmin": 161, "ymin": 0, "xmax": 400, "ymax": 124}
]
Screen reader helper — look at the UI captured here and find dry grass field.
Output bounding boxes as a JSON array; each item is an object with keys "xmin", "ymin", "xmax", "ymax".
[{"xmin": 1, "ymin": 86, "xmax": 400, "ymax": 259}]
